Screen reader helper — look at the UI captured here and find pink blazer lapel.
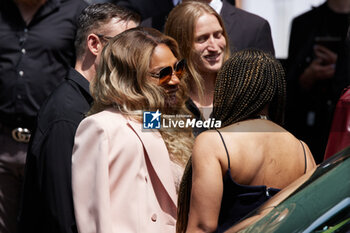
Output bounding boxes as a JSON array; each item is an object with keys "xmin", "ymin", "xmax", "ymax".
[{"xmin": 127, "ymin": 119, "xmax": 177, "ymax": 206}]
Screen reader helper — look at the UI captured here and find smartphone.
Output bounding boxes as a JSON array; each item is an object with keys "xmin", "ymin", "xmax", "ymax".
[{"xmin": 314, "ymin": 36, "xmax": 342, "ymax": 53}]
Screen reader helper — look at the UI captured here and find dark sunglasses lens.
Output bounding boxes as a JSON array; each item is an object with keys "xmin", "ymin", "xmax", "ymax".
[
  {"xmin": 159, "ymin": 66, "xmax": 173, "ymax": 84},
  {"xmin": 175, "ymin": 60, "xmax": 185, "ymax": 78}
]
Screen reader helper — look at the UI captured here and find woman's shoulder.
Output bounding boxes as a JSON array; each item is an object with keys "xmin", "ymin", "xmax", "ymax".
[
  {"xmin": 81, "ymin": 108, "xmax": 129, "ymax": 126},
  {"xmin": 76, "ymin": 109, "xmax": 148, "ymax": 150},
  {"xmin": 195, "ymin": 129, "xmax": 224, "ymax": 146},
  {"xmin": 78, "ymin": 109, "xmax": 134, "ymax": 137},
  {"xmin": 85, "ymin": 108, "xmax": 125, "ymax": 120},
  {"xmin": 192, "ymin": 129, "xmax": 233, "ymax": 161}
]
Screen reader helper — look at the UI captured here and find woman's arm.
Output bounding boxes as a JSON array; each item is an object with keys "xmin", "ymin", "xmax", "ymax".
[
  {"xmin": 71, "ymin": 117, "xmax": 113, "ymax": 233},
  {"xmin": 186, "ymin": 132, "xmax": 224, "ymax": 233}
]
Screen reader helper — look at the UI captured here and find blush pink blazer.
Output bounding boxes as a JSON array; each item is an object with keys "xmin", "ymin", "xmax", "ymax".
[{"xmin": 72, "ymin": 109, "xmax": 178, "ymax": 233}]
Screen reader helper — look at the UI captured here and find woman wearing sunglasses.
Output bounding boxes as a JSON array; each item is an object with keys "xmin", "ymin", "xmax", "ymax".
[
  {"xmin": 165, "ymin": 1, "xmax": 230, "ymax": 126},
  {"xmin": 71, "ymin": 27, "xmax": 193, "ymax": 233}
]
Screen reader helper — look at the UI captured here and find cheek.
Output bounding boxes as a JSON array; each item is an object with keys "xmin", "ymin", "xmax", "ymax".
[
  {"xmin": 146, "ymin": 76, "xmax": 159, "ymax": 86},
  {"xmin": 194, "ymin": 43, "xmax": 206, "ymax": 55},
  {"xmin": 218, "ymin": 38, "xmax": 227, "ymax": 49}
]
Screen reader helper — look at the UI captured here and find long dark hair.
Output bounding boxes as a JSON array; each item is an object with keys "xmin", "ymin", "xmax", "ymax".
[{"xmin": 212, "ymin": 49, "xmax": 286, "ymax": 126}]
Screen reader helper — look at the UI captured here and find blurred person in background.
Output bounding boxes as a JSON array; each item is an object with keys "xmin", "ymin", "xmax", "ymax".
[
  {"xmin": 324, "ymin": 26, "xmax": 350, "ymax": 160},
  {"xmin": 285, "ymin": 0, "xmax": 350, "ymax": 164}
]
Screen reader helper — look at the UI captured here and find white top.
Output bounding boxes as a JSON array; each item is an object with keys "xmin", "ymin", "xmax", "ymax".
[
  {"xmin": 172, "ymin": 0, "xmax": 181, "ymax": 6},
  {"xmin": 209, "ymin": 0, "xmax": 223, "ymax": 14}
]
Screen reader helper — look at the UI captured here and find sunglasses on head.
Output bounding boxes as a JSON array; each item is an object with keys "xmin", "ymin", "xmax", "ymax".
[{"xmin": 149, "ymin": 59, "xmax": 186, "ymax": 85}]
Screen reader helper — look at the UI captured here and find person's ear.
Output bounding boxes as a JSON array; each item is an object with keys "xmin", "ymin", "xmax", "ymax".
[{"xmin": 87, "ymin": 33, "xmax": 102, "ymax": 56}]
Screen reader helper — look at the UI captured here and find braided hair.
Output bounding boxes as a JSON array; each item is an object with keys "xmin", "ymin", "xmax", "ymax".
[
  {"xmin": 212, "ymin": 49, "xmax": 286, "ymax": 127},
  {"xmin": 176, "ymin": 49, "xmax": 286, "ymax": 233}
]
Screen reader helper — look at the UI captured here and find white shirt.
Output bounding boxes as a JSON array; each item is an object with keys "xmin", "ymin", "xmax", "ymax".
[
  {"xmin": 172, "ymin": 0, "xmax": 181, "ymax": 6},
  {"xmin": 209, "ymin": 0, "xmax": 223, "ymax": 14}
]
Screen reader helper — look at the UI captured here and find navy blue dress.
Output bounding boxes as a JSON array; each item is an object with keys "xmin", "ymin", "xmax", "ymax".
[{"xmin": 216, "ymin": 169, "xmax": 280, "ymax": 232}]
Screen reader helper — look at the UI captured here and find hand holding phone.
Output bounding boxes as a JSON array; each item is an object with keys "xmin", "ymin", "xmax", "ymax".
[
  {"xmin": 314, "ymin": 44, "xmax": 337, "ymax": 65},
  {"xmin": 314, "ymin": 36, "xmax": 342, "ymax": 53}
]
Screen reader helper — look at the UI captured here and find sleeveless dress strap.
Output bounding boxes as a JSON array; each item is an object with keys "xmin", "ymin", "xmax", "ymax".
[
  {"xmin": 215, "ymin": 129, "xmax": 230, "ymax": 170},
  {"xmin": 299, "ymin": 140, "xmax": 307, "ymax": 174}
]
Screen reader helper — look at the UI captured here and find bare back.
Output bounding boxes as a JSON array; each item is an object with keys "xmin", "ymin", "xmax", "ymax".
[
  {"xmin": 187, "ymin": 118, "xmax": 316, "ymax": 232},
  {"xmin": 209, "ymin": 119, "xmax": 316, "ymax": 189}
]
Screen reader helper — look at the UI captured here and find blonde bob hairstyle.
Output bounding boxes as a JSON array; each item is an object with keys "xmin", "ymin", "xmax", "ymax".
[
  {"xmin": 164, "ymin": 1, "xmax": 230, "ymax": 99},
  {"xmin": 90, "ymin": 27, "xmax": 193, "ymax": 167}
]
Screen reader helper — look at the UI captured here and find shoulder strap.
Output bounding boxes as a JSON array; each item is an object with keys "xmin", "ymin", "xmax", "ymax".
[
  {"xmin": 299, "ymin": 140, "xmax": 307, "ymax": 174},
  {"xmin": 215, "ymin": 129, "xmax": 231, "ymax": 170}
]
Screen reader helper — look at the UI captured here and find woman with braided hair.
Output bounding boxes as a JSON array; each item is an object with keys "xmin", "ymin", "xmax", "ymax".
[{"xmin": 177, "ymin": 49, "xmax": 316, "ymax": 233}]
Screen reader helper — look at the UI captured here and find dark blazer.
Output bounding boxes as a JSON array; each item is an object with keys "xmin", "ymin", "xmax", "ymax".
[
  {"xmin": 116, "ymin": 0, "xmax": 173, "ymax": 20},
  {"xmin": 141, "ymin": 0, "xmax": 275, "ymax": 55},
  {"xmin": 220, "ymin": 0, "xmax": 275, "ymax": 55}
]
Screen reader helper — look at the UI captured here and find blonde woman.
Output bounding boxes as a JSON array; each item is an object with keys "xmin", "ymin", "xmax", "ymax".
[
  {"xmin": 165, "ymin": 1, "xmax": 230, "ymax": 121},
  {"xmin": 72, "ymin": 27, "xmax": 193, "ymax": 233}
]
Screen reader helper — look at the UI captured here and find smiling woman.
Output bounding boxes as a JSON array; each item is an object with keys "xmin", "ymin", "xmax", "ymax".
[
  {"xmin": 148, "ymin": 43, "xmax": 183, "ymax": 105},
  {"xmin": 71, "ymin": 27, "xmax": 193, "ymax": 233}
]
